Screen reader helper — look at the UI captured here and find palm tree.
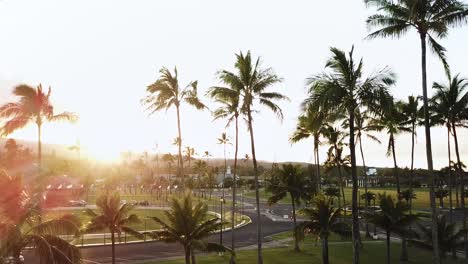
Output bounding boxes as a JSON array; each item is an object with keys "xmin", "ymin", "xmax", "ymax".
[
  {"xmin": 365, "ymin": 2, "xmax": 468, "ymax": 261},
  {"xmin": 323, "ymin": 186, "xmax": 341, "ymax": 206},
  {"xmin": 351, "ymin": 109, "xmax": 380, "ymax": 237},
  {"xmin": 323, "ymin": 126, "xmax": 348, "ymax": 208},
  {"xmin": 192, "ymin": 160, "xmax": 208, "ymax": 196},
  {"xmin": 435, "ymin": 188, "xmax": 449, "ymax": 208},
  {"xmin": 399, "ymin": 96, "xmax": 422, "ymax": 213},
  {"xmin": 304, "ymin": 46, "xmax": 395, "ymax": 264},
  {"xmin": 370, "ymin": 100, "xmax": 410, "ymax": 196},
  {"xmin": 85, "ymin": 192, "xmax": 143, "ymax": 264},
  {"xmin": 147, "ymin": 193, "xmax": 227, "ymax": 264},
  {"xmin": 366, "ymin": 194, "xmax": 418, "ymax": 264},
  {"xmin": 217, "ymin": 133, "xmax": 230, "ymax": 195},
  {"xmin": 208, "ymin": 82, "xmax": 241, "ymax": 264},
  {"xmin": 296, "ymin": 196, "xmax": 351, "ymax": 264},
  {"xmin": 290, "ymin": 110, "xmax": 329, "ymax": 192},
  {"xmin": 0, "ymin": 204, "xmax": 82, "ymax": 264},
  {"xmin": 431, "ymin": 74, "xmax": 468, "ymax": 254},
  {"xmin": 267, "ymin": 163, "xmax": 312, "ymax": 252},
  {"xmin": 184, "ymin": 146, "xmax": 196, "ymax": 184},
  {"xmin": 0, "ymin": 84, "xmax": 77, "ymax": 172},
  {"xmin": 217, "ymin": 51, "xmax": 287, "ymax": 264},
  {"xmin": 143, "ymin": 67, "xmax": 206, "ymax": 183},
  {"xmin": 411, "ymin": 214, "xmax": 467, "ymax": 262}
]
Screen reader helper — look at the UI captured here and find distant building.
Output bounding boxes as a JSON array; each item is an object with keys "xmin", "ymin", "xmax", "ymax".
[
  {"xmin": 43, "ymin": 175, "xmax": 84, "ymax": 207},
  {"xmin": 346, "ymin": 167, "xmax": 379, "ymax": 187}
]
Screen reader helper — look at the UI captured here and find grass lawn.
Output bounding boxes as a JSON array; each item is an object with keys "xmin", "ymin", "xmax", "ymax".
[
  {"xmin": 246, "ymin": 187, "xmax": 453, "ymax": 210},
  {"xmin": 149, "ymin": 242, "xmax": 464, "ymax": 264}
]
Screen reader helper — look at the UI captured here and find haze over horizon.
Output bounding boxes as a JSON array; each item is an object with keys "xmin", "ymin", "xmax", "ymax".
[{"xmin": 0, "ymin": 0, "xmax": 467, "ymax": 169}]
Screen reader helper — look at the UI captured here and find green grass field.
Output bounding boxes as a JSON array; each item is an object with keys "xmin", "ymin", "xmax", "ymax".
[{"xmin": 149, "ymin": 242, "xmax": 464, "ymax": 264}]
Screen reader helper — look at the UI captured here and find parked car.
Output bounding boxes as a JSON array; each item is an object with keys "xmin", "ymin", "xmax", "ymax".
[{"xmin": 69, "ymin": 200, "xmax": 87, "ymax": 207}]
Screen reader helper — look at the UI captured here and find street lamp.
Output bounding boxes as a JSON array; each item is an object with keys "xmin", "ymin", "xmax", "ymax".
[{"xmin": 220, "ymin": 197, "xmax": 225, "ymax": 245}]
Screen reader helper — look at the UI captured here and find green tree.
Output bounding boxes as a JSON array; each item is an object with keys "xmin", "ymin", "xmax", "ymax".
[
  {"xmin": 410, "ymin": 214, "xmax": 467, "ymax": 262},
  {"xmin": 366, "ymin": 194, "xmax": 418, "ymax": 264},
  {"xmin": 323, "ymin": 126, "xmax": 348, "ymax": 208},
  {"xmin": 399, "ymin": 96, "xmax": 422, "ymax": 213},
  {"xmin": 0, "ymin": 84, "xmax": 77, "ymax": 172},
  {"xmin": 216, "ymin": 51, "xmax": 287, "ymax": 264},
  {"xmin": 324, "ymin": 186, "xmax": 341, "ymax": 205},
  {"xmin": 143, "ymin": 67, "xmax": 206, "ymax": 182},
  {"xmin": 290, "ymin": 110, "xmax": 329, "ymax": 192},
  {"xmin": 208, "ymin": 81, "xmax": 241, "ymax": 264},
  {"xmin": 431, "ymin": 74, "xmax": 468, "ymax": 225},
  {"xmin": 148, "ymin": 193, "xmax": 228, "ymax": 264},
  {"xmin": 85, "ymin": 192, "xmax": 143, "ymax": 264},
  {"xmin": 365, "ymin": 2, "xmax": 468, "ymax": 262},
  {"xmin": 370, "ymin": 100, "xmax": 410, "ymax": 196},
  {"xmin": 304, "ymin": 46, "xmax": 395, "ymax": 264},
  {"xmin": 296, "ymin": 196, "xmax": 351, "ymax": 264},
  {"xmin": 0, "ymin": 203, "xmax": 82, "ymax": 264},
  {"xmin": 267, "ymin": 163, "xmax": 312, "ymax": 252}
]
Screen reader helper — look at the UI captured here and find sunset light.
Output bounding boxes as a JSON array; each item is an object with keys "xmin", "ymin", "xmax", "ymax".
[{"xmin": 1, "ymin": 1, "xmax": 468, "ymax": 264}]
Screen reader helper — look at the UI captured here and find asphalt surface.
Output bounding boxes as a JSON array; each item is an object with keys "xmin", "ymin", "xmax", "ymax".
[{"xmin": 24, "ymin": 194, "xmax": 294, "ymax": 264}]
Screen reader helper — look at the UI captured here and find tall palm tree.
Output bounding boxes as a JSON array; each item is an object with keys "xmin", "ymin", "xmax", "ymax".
[
  {"xmin": 290, "ymin": 110, "xmax": 329, "ymax": 192},
  {"xmin": 365, "ymin": 2, "xmax": 468, "ymax": 262},
  {"xmin": 323, "ymin": 126, "xmax": 348, "ymax": 208},
  {"xmin": 0, "ymin": 84, "xmax": 77, "ymax": 172},
  {"xmin": 348, "ymin": 109, "xmax": 381, "ymax": 237},
  {"xmin": 143, "ymin": 67, "xmax": 206, "ymax": 183},
  {"xmin": 184, "ymin": 146, "xmax": 196, "ymax": 183},
  {"xmin": 303, "ymin": 46, "xmax": 395, "ymax": 264},
  {"xmin": 296, "ymin": 196, "xmax": 351, "ymax": 264},
  {"xmin": 324, "ymin": 186, "xmax": 341, "ymax": 205},
  {"xmin": 366, "ymin": 194, "xmax": 418, "ymax": 264},
  {"xmin": 370, "ymin": 100, "xmax": 410, "ymax": 196},
  {"xmin": 217, "ymin": 51, "xmax": 287, "ymax": 264},
  {"xmin": 0, "ymin": 213, "xmax": 82, "ymax": 264},
  {"xmin": 267, "ymin": 163, "xmax": 312, "ymax": 252},
  {"xmin": 148, "ymin": 193, "xmax": 228, "ymax": 264},
  {"xmin": 217, "ymin": 132, "xmax": 230, "ymax": 195},
  {"xmin": 432, "ymin": 74, "xmax": 468, "ymax": 255},
  {"xmin": 85, "ymin": 192, "xmax": 143, "ymax": 264},
  {"xmin": 399, "ymin": 96, "xmax": 421, "ymax": 213},
  {"xmin": 207, "ymin": 83, "xmax": 241, "ymax": 264}
]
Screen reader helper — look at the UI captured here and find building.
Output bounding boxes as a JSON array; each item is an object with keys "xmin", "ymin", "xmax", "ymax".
[{"xmin": 43, "ymin": 175, "xmax": 84, "ymax": 207}]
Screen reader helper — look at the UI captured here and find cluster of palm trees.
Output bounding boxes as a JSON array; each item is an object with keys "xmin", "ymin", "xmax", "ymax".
[
  {"xmin": 0, "ymin": 171, "xmax": 225, "ymax": 264},
  {"xmin": 144, "ymin": 51, "xmax": 287, "ymax": 263}
]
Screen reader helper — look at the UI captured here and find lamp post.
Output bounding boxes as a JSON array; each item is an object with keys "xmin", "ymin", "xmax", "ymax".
[
  {"xmin": 220, "ymin": 197, "xmax": 225, "ymax": 245},
  {"xmin": 373, "ymin": 194, "xmax": 377, "ymax": 237}
]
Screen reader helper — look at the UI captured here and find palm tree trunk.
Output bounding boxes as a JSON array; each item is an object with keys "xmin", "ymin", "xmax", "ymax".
[
  {"xmin": 247, "ymin": 108, "xmax": 263, "ymax": 264},
  {"xmin": 184, "ymin": 246, "xmax": 191, "ymax": 264},
  {"xmin": 420, "ymin": 32, "xmax": 440, "ymax": 264},
  {"xmin": 391, "ymin": 136, "xmax": 401, "ymax": 197},
  {"xmin": 191, "ymin": 249, "xmax": 196, "ymax": 264},
  {"xmin": 322, "ymin": 237, "xmax": 329, "ymax": 264},
  {"xmin": 447, "ymin": 125, "xmax": 456, "ymax": 259},
  {"xmin": 176, "ymin": 104, "xmax": 184, "ymax": 184},
  {"xmin": 386, "ymin": 230, "xmax": 391, "ymax": 264},
  {"xmin": 410, "ymin": 123, "xmax": 415, "ymax": 216},
  {"xmin": 335, "ymin": 145, "xmax": 346, "ymax": 209},
  {"xmin": 451, "ymin": 122, "xmax": 467, "ymax": 260},
  {"xmin": 349, "ymin": 111, "xmax": 360, "ymax": 264},
  {"xmin": 290, "ymin": 193, "xmax": 299, "ymax": 252},
  {"xmin": 315, "ymin": 134, "xmax": 321, "ymax": 192},
  {"xmin": 359, "ymin": 135, "xmax": 371, "ymax": 238},
  {"xmin": 37, "ymin": 122, "xmax": 42, "ymax": 173},
  {"xmin": 111, "ymin": 231, "xmax": 116, "ymax": 264},
  {"xmin": 230, "ymin": 115, "xmax": 239, "ymax": 264}
]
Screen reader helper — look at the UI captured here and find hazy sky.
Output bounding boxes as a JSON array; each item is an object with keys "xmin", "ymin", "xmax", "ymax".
[{"xmin": 0, "ymin": 0, "xmax": 467, "ymax": 169}]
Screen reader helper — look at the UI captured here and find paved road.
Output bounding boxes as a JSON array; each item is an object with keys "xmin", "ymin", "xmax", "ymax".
[{"xmin": 24, "ymin": 193, "xmax": 294, "ymax": 264}]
